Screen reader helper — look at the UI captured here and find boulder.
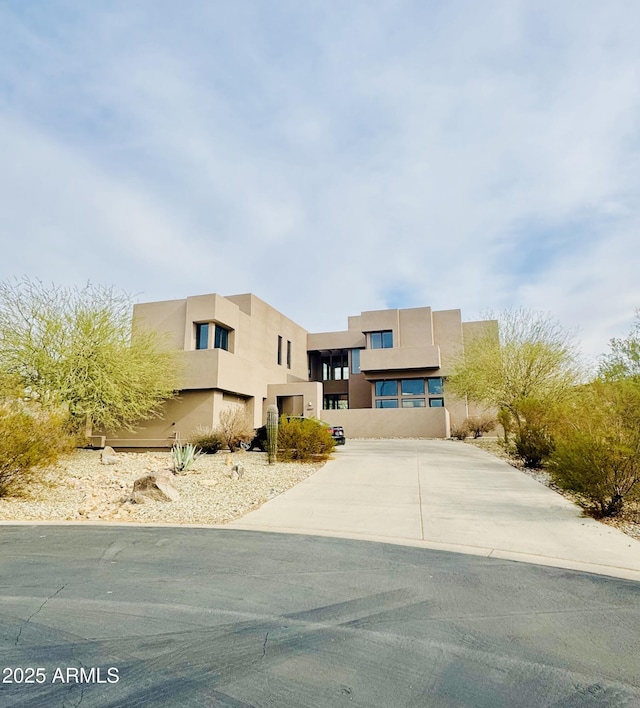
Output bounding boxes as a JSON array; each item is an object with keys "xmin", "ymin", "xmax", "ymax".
[
  {"xmin": 132, "ymin": 471, "xmax": 180, "ymax": 503},
  {"xmin": 101, "ymin": 446, "xmax": 119, "ymax": 465}
]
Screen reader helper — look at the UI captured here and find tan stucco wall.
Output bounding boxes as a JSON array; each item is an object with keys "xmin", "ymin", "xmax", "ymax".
[
  {"xmin": 320, "ymin": 407, "xmax": 450, "ymax": 439},
  {"xmin": 266, "ymin": 382, "xmax": 323, "ymax": 419},
  {"xmin": 105, "ymin": 391, "xmax": 215, "ymax": 448}
]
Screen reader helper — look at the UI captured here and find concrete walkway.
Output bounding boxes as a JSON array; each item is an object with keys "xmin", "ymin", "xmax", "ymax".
[{"xmin": 230, "ymin": 439, "xmax": 640, "ymax": 581}]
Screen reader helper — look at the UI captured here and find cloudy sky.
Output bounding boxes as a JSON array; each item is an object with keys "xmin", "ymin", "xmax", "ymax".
[{"xmin": 1, "ymin": 1, "xmax": 638, "ymax": 364}]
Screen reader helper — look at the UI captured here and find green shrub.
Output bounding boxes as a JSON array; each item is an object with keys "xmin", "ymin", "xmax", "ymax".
[
  {"xmin": 188, "ymin": 426, "xmax": 224, "ymax": 454},
  {"xmin": 277, "ymin": 417, "xmax": 335, "ymax": 462},
  {"xmin": 547, "ymin": 381, "xmax": 640, "ymax": 517},
  {"xmin": 0, "ymin": 404, "xmax": 75, "ymax": 497},
  {"xmin": 512, "ymin": 424, "xmax": 554, "ymax": 468}
]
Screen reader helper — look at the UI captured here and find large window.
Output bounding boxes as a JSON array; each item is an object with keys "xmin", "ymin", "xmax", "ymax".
[
  {"xmin": 370, "ymin": 331, "xmax": 393, "ymax": 349},
  {"xmin": 195, "ymin": 323, "xmax": 209, "ymax": 350},
  {"xmin": 351, "ymin": 348, "xmax": 362, "ymax": 374},
  {"xmin": 375, "ymin": 380, "xmax": 398, "ymax": 396},
  {"xmin": 322, "ymin": 351, "xmax": 349, "ymax": 381},
  {"xmin": 324, "ymin": 393, "xmax": 348, "ymax": 410},
  {"xmin": 401, "ymin": 379, "xmax": 425, "ymax": 396},
  {"xmin": 374, "ymin": 378, "xmax": 441, "ymax": 409}
]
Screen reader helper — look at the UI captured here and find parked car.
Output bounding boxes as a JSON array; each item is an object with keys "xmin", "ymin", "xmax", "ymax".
[
  {"xmin": 246, "ymin": 419, "xmax": 346, "ymax": 451},
  {"xmin": 324, "ymin": 424, "xmax": 346, "ymax": 445}
]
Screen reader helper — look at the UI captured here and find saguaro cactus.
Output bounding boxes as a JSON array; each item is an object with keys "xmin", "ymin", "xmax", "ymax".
[{"xmin": 266, "ymin": 404, "xmax": 279, "ymax": 464}]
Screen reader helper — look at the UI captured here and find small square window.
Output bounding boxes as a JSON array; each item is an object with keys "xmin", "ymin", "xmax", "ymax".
[{"xmin": 429, "ymin": 398, "xmax": 444, "ymax": 407}]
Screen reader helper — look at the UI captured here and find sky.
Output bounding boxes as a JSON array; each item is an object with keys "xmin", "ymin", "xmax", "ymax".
[{"xmin": 0, "ymin": 1, "xmax": 638, "ymax": 366}]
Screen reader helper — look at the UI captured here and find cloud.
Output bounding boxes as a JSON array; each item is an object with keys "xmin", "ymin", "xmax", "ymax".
[{"xmin": 0, "ymin": 1, "xmax": 639, "ymax": 360}]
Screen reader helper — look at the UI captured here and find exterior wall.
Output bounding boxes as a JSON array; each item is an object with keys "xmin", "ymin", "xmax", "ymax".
[
  {"xmin": 266, "ymin": 382, "xmax": 323, "ymax": 420},
  {"xmin": 106, "ymin": 391, "xmax": 214, "ymax": 448},
  {"xmin": 320, "ymin": 407, "xmax": 450, "ymax": 439},
  {"xmin": 109, "ymin": 292, "xmax": 496, "ymax": 447}
]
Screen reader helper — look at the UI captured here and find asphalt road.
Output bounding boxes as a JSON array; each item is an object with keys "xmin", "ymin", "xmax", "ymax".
[{"xmin": 1, "ymin": 525, "xmax": 639, "ymax": 707}]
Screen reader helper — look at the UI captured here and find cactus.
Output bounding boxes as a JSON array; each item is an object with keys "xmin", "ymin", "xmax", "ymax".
[{"xmin": 266, "ymin": 404, "xmax": 278, "ymax": 464}]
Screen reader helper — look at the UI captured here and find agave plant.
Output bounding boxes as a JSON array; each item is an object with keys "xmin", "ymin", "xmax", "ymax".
[{"xmin": 171, "ymin": 442, "xmax": 202, "ymax": 473}]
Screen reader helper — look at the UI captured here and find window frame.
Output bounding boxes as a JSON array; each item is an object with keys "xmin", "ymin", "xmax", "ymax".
[{"xmin": 370, "ymin": 330, "xmax": 393, "ymax": 349}]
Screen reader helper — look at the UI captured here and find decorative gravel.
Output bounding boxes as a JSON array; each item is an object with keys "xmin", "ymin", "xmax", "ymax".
[{"xmin": 0, "ymin": 449, "xmax": 324, "ymax": 525}]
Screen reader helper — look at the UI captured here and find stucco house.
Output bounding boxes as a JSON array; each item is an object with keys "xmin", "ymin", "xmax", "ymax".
[{"xmin": 105, "ymin": 292, "xmax": 495, "ymax": 448}]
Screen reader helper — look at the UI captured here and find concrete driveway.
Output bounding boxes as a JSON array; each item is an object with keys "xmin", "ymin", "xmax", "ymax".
[{"xmin": 230, "ymin": 439, "xmax": 640, "ymax": 581}]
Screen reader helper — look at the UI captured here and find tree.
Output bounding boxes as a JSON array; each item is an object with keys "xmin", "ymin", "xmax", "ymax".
[
  {"xmin": 447, "ymin": 308, "xmax": 581, "ymax": 447},
  {"xmin": 547, "ymin": 380, "xmax": 640, "ymax": 517},
  {"xmin": 0, "ymin": 278, "xmax": 183, "ymax": 433},
  {"xmin": 598, "ymin": 309, "xmax": 640, "ymax": 382}
]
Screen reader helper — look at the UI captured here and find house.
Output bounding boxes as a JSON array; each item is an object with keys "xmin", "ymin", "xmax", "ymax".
[{"xmin": 105, "ymin": 292, "xmax": 496, "ymax": 447}]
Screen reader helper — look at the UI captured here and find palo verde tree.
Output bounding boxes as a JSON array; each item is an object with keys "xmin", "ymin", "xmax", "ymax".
[
  {"xmin": 447, "ymin": 308, "xmax": 581, "ymax": 462},
  {"xmin": 598, "ymin": 309, "xmax": 640, "ymax": 383},
  {"xmin": 0, "ymin": 278, "xmax": 183, "ymax": 434}
]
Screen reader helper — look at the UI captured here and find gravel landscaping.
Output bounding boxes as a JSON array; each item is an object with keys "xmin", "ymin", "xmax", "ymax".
[{"xmin": 0, "ymin": 449, "xmax": 324, "ymax": 525}]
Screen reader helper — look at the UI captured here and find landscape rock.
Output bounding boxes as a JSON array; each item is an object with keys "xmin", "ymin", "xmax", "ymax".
[
  {"xmin": 101, "ymin": 446, "xmax": 119, "ymax": 465},
  {"xmin": 132, "ymin": 471, "xmax": 180, "ymax": 503}
]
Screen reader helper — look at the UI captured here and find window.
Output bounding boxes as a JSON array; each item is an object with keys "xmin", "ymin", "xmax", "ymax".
[
  {"xmin": 324, "ymin": 394, "xmax": 348, "ymax": 410},
  {"xmin": 375, "ymin": 380, "xmax": 397, "ymax": 397},
  {"xmin": 351, "ymin": 348, "xmax": 362, "ymax": 374},
  {"xmin": 427, "ymin": 377, "xmax": 444, "ymax": 395},
  {"xmin": 401, "ymin": 379, "xmax": 425, "ymax": 396},
  {"xmin": 321, "ymin": 351, "xmax": 349, "ymax": 380},
  {"xmin": 287, "ymin": 340, "xmax": 291, "ymax": 369},
  {"xmin": 214, "ymin": 324, "xmax": 229, "ymax": 351},
  {"xmin": 376, "ymin": 399, "xmax": 398, "ymax": 408},
  {"xmin": 277, "ymin": 336, "xmax": 282, "ymax": 365},
  {"xmin": 195, "ymin": 323, "xmax": 209, "ymax": 350},
  {"xmin": 402, "ymin": 399, "xmax": 426, "ymax": 408},
  {"xmin": 370, "ymin": 331, "xmax": 393, "ymax": 349},
  {"xmin": 429, "ymin": 398, "xmax": 444, "ymax": 407}
]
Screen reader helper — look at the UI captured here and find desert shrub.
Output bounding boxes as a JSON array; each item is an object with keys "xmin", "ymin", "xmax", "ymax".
[
  {"xmin": 216, "ymin": 407, "xmax": 255, "ymax": 452},
  {"xmin": 277, "ymin": 417, "xmax": 335, "ymax": 462},
  {"xmin": 547, "ymin": 381, "xmax": 640, "ymax": 517},
  {"xmin": 464, "ymin": 415, "xmax": 496, "ymax": 439},
  {"xmin": 450, "ymin": 423, "xmax": 469, "ymax": 440},
  {"xmin": 188, "ymin": 426, "xmax": 224, "ymax": 454},
  {"xmin": 0, "ymin": 404, "xmax": 75, "ymax": 496},
  {"xmin": 512, "ymin": 423, "xmax": 554, "ymax": 468}
]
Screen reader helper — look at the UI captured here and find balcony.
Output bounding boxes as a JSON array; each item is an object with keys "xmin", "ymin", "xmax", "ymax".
[{"xmin": 359, "ymin": 345, "xmax": 441, "ymax": 372}]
